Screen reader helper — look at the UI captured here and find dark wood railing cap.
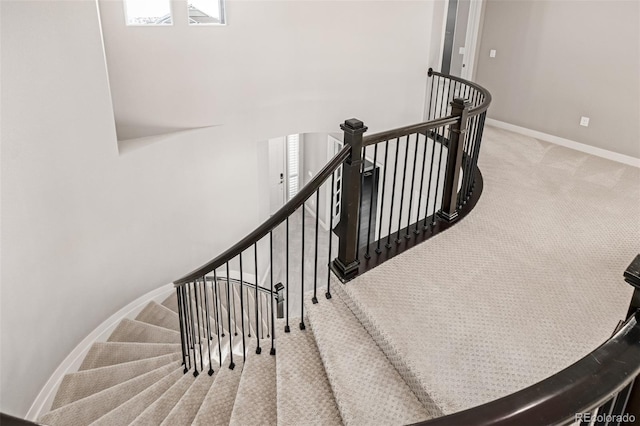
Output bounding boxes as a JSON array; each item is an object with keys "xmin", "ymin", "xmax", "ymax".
[{"xmin": 341, "ymin": 118, "xmax": 368, "ymax": 133}]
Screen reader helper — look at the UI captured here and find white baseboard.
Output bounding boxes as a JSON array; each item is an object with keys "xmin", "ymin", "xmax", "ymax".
[
  {"xmin": 486, "ymin": 118, "xmax": 640, "ymax": 168},
  {"xmin": 26, "ymin": 283, "xmax": 175, "ymax": 421}
]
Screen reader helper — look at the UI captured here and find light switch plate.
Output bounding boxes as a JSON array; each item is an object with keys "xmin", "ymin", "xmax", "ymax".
[
  {"xmin": 489, "ymin": 49, "xmax": 496, "ymax": 58},
  {"xmin": 580, "ymin": 116, "xmax": 590, "ymax": 127}
]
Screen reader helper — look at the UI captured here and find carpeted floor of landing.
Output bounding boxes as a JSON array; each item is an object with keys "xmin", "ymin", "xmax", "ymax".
[{"xmin": 341, "ymin": 125, "xmax": 640, "ymax": 416}]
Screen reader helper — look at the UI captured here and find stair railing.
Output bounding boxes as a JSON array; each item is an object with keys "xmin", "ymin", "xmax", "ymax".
[{"xmin": 172, "ymin": 69, "xmax": 491, "ymax": 376}]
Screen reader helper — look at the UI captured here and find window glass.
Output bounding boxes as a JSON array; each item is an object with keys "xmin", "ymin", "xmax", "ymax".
[
  {"xmin": 188, "ymin": 0, "xmax": 225, "ymax": 25},
  {"xmin": 124, "ymin": 0, "xmax": 172, "ymax": 25}
]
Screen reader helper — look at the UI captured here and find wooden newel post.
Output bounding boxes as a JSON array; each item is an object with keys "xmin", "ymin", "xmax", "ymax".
[
  {"xmin": 438, "ymin": 98, "xmax": 472, "ymax": 222},
  {"xmin": 332, "ymin": 118, "xmax": 368, "ymax": 282}
]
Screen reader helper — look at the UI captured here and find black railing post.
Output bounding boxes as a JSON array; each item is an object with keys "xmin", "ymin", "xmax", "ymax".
[
  {"xmin": 332, "ymin": 118, "xmax": 368, "ymax": 281},
  {"xmin": 438, "ymin": 98, "xmax": 471, "ymax": 222}
]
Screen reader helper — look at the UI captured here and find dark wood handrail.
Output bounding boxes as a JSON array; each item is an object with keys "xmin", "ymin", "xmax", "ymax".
[
  {"xmin": 174, "ymin": 145, "xmax": 351, "ymax": 286},
  {"xmin": 362, "ymin": 116, "xmax": 459, "ymax": 147},
  {"xmin": 413, "ymin": 309, "xmax": 640, "ymax": 426},
  {"xmin": 428, "ymin": 68, "xmax": 492, "ymax": 117}
]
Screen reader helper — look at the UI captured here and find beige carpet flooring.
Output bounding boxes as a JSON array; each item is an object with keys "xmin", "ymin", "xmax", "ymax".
[{"xmin": 340, "ymin": 125, "xmax": 640, "ymax": 415}]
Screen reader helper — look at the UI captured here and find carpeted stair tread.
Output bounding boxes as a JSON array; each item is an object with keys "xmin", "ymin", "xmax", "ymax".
[
  {"xmin": 305, "ymin": 289, "xmax": 430, "ymax": 426},
  {"xmin": 229, "ymin": 340, "xmax": 276, "ymax": 426},
  {"xmin": 39, "ymin": 361, "xmax": 181, "ymax": 426},
  {"xmin": 90, "ymin": 367, "xmax": 183, "ymax": 426},
  {"xmin": 192, "ymin": 358, "xmax": 244, "ymax": 426},
  {"xmin": 161, "ymin": 294, "xmax": 179, "ymax": 313},
  {"xmin": 107, "ymin": 319, "xmax": 181, "ymax": 344},
  {"xmin": 130, "ymin": 371, "xmax": 196, "ymax": 426},
  {"xmin": 159, "ymin": 369, "xmax": 218, "ymax": 426},
  {"xmin": 275, "ymin": 319, "xmax": 342, "ymax": 426},
  {"xmin": 51, "ymin": 352, "xmax": 182, "ymax": 410},
  {"xmin": 135, "ymin": 301, "xmax": 180, "ymax": 332},
  {"xmin": 79, "ymin": 342, "xmax": 182, "ymax": 371}
]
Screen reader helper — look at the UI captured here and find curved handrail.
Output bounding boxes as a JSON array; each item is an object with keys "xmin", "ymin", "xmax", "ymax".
[
  {"xmin": 428, "ymin": 68, "xmax": 492, "ymax": 117},
  {"xmin": 414, "ymin": 310, "xmax": 640, "ymax": 426},
  {"xmin": 174, "ymin": 144, "xmax": 351, "ymax": 285}
]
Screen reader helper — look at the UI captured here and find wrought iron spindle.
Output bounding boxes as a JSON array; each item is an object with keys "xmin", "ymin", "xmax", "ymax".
[
  {"xmin": 186, "ymin": 283, "xmax": 199, "ymax": 376},
  {"xmin": 427, "ymin": 71, "xmax": 436, "ymax": 120},
  {"xmin": 432, "ymin": 125, "xmax": 446, "ymax": 225},
  {"xmin": 230, "ymin": 268, "xmax": 237, "ymax": 336},
  {"xmin": 414, "ymin": 131, "xmax": 429, "ymax": 234},
  {"xmin": 239, "ymin": 254, "xmax": 246, "ymax": 361},
  {"xmin": 213, "ymin": 270, "xmax": 223, "ymax": 366},
  {"xmin": 312, "ymin": 189, "xmax": 320, "ymax": 304},
  {"xmin": 176, "ymin": 287, "xmax": 189, "ymax": 373},
  {"xmin": 386, "ymin": 138, "xmax": 400, "ymax": 249},
  {"xmin": 285, "ymin": 217, "xmax": 290, "ymax": 333},
  {"xmin": 406, "ymin": 132, "xmax": 420, "ymax": 238},
  {"xmin": 193, "ymin": 280, "xmax": 203, "ymax": 375},
  {"xmin": 269, "ymin": 230, "xmax": 275, "ymax": 354},
  {"xmin": 396, "ymin": 135, "xmax": 410, "ymax": 243},
  {"xmin": 365, "ymin": 144, "xmax": 378, "ymax": 258},
  {"xmin": 376, "ymin": 141, "xmax": 389, "ymax": 254},
  {"xmin": 326, "ymin": 170, "xmax": 335, "ymax": 298},
  {"xmin": 356, "ymin": 146, "xmax": 365, "ymax": 259},
  {"xmin": 225, "ymin": 262, "xmax": 235, "ymax": 369},
  {"xmin": 300, "ymin": 206, "xmax": 306, "ymax": 330},
  {"xmin": 423, "ymin": 126, "xmax": 439, "ymax": 228},
  {"xmin": 202, "ymin": 276, "xmax": 214, "ymax": 375},
  {"xmin": 254, "ymin": 243, "xmax": 261, "ymax": 354}
]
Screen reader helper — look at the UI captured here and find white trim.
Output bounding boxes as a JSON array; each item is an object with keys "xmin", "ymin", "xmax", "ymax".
[
  {"xmin": 461, "ymin": 0, "xmax": 483, "ymax": 80},
  {"xmin": 486, "ymin": 119, "xmax": 640, "ymax": 168},
  {"xmin": 26, "ymin": 283, "xmax": 175, "ymax": 421}
]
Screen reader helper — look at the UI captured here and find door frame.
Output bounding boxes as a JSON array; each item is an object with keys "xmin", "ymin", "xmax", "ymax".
[{"xmin": 437, "ymin": 0, "xmax": 484, "ymax": 80}]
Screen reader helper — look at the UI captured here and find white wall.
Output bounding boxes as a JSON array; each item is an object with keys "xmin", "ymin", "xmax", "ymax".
[
  {"xmin": 1, "ymin": 0, "xmax": 441, "ymax": 418},
  {"xmin": 99, "ymin": 0, "xmax": 439, "ymax": 141}
]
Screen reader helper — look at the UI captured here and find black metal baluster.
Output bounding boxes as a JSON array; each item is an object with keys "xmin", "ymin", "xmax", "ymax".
[
  {"xmin": 300, "ymin": 206, "xmax": 306, "ymax": 330},
  {"xmin": 433, "ymin": 75, "xmax": 443, "ymax": 120},
  {"xmin": 193, "ymin": 280, "xmax": 203, "ymax": 375},
  {"xmin": 225, "ymin": 262, "xmax": 235, "ymax": 369},
  {"xmin": 376, "ymin": 141, "xmax": 389, "ymax": 254},
  {"xmin": 269, "ymin": 230, "xmax": 276, "ymax": 355},
  {"xmin": 427, "ymin": 70, "xmax": 436, "ymax": 120},
  {"xmin": 414, "ymin": 131, "xmax": 430, "ymax": 234},
  {"xmin": 406, "ymin": 132, "xmax": 420, "ymax": 238},
  {"xmin": 229, "ymin": 268, "xmax": 237, "ymax": 336},
  {"xmin": 176, "ymin": 287, "xmax": 189, "ymax": 373},
  {"xmin": 186, "ymin": 283, "xmax": 199, "ymax": 376},
  {"xmin": 423, "ymin": 125, "xmax": 439, "ymax": 228},
  {"xmin": 326, "ymin": 171, "xmax": 335, "ymax": 299},
  {"xmin": 239, "ymin": 254, "xmax": 246, "ymax": 361},
  {"xmin": 312, "ymin": 189, "xmax": 320, "ymax": 303},
  {"xmin": 246, "ymin": 285, "xmax": 251, "ymax": 339},
  {"xmin": 396, "ymin": 135, "xmax": 410, "ymax": 243},
  {"xmin": 213, "ymin": 270, "xmax": 223, "ymax": 366},
  {"xmin": 285, "ymin": 217, "xmax": 290, "ymax": 333},
  {"xmin": 356, "ymin": 147, "xmax": 365, "ymax": 259},
  {"xmin": 183, "ymin": 284, "xmax": 193, "ymax": 352},
  {"xmin": 254, "ymin": 243, "xmax": 261, "ymax": 354},
  {"xmin": 202, "ymin": 276, "xmax": 214, "ymax": 375},
  {"xmin": 432, "ymin": 125, "xmax": 446, "ymax": 225},
  {"xmin": 386, "ymin": 138, "xmax": 400, "ymax": 249},
  {"xmin": 461, "ymin": 91, "xmax": 479, "ymax": 203},
  {"xmin": 365, "ymin": 144, "xmax": 378, "ymax": 258}
]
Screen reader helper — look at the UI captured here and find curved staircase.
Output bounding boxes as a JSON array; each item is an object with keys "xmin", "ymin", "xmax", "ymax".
[{"xmin": 39, "ymin": 280, "xmax": 433, "ymax": 426}]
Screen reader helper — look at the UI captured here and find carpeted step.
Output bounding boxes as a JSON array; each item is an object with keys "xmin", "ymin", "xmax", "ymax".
[
  {"xmin": 51, "ymin": 352, "xmax": 182, "ymax": 410},
  {"xmin": 90, "ymin": 367, "xmax": 184, "ymax": 426},
  {"xmin": 38, "ymin": 362, "xmax": 181, "ymax": 426},
  {"xmin": 161, "ymin": 293, "xmax": 178, "ymax": 313},
  {"xmin": 135, "ymin": 301, "xmax": 180, "ymax": 332},
  {"xmin": 305, "ymin": 289, "xmax": 431, "ymax": 425},
  {"xmin": 158, "ymin": 368, "xmax": 218, "ymax": 426},
  {"xmin": 192, "ymin": 358, "xmax": 244, "ymax": 426},
  {"xmin": 107, "ymin": 319, "xmax": 181, "ymax": 344},
  {"xmin": 79, "ymin": 342, "xmax": 182, "ymax": 371},
  {"xmin": 130, "ymin": 370, "xmax": 195, "ymax": 426},
  {"xmin": 228, "ymin": 340, "xmax": 276, "ymax": 426},
  {"xmin": 275, "ymin": 319, "xmax": 342, "ymax": 426}
]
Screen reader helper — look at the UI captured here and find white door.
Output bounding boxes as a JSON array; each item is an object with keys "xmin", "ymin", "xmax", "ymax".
[{"xmin": 268, "ymin": 137, "xmax": 286, "ymax": 215}]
